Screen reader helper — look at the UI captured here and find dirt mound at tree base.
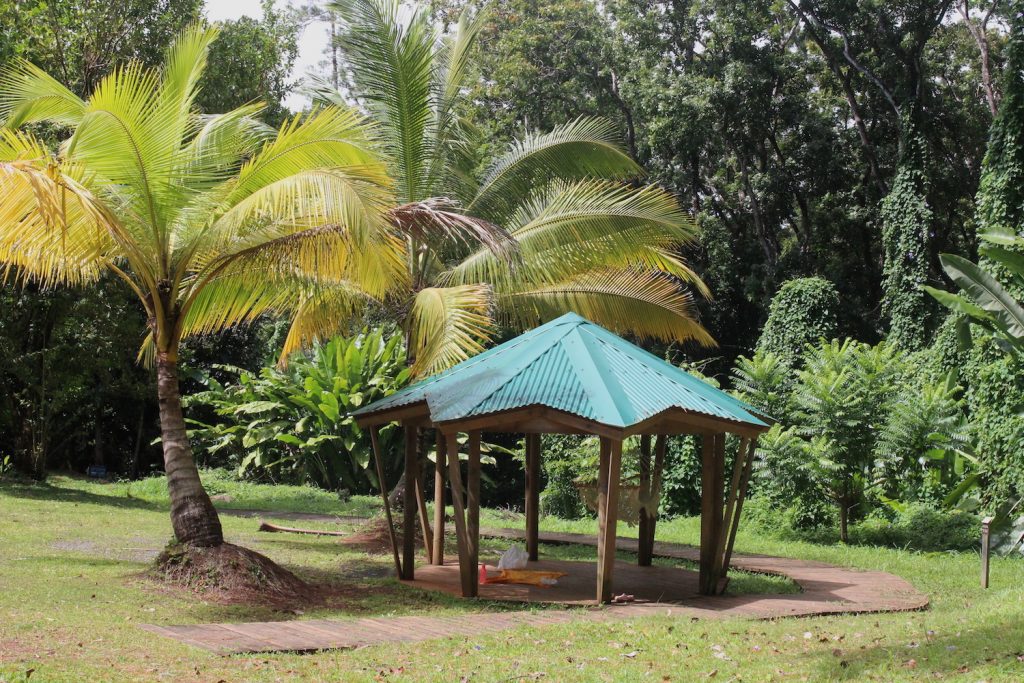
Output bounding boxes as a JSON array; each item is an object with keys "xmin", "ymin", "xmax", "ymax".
[
  {"xmin": 150, "ymin": 542, "xmax": 318, "ymax": 607},
  {"xmin": 339, "ymin": 516, "xmax": 424, "ymax": 555}
]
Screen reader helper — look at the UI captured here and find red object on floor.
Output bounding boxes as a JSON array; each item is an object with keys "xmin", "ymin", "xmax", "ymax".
[{"xmin": 479, "ymin": 563, "xmax": 488, "ymax": 585}]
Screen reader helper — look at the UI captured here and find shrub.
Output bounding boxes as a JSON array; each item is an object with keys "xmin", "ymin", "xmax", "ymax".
[
  {"xmin": 539, "ymin": 434, "xmax": 590, "ymax": 519},
  {"xmin": 849, "ymin": 504, "xmax": 979, "ymax": 552},
  {"xmin": 756, "ymin": 277, "xmax": 840, "ymax": 367}
]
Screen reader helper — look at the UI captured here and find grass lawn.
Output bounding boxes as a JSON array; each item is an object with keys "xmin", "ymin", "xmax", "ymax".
[{"xmin": 2, "ymin": 474, "xmax": 1024, "ymax": 682}]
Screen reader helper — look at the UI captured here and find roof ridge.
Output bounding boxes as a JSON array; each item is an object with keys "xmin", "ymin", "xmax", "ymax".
[{"xmin": 427, "ymin": 318, "xmax": 582, "ymax": 422}]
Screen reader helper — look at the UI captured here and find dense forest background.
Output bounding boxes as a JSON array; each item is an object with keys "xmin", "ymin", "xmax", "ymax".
[{"xmin": 1, "ymin": 0, "xmax": 1019, "ymax": 532}]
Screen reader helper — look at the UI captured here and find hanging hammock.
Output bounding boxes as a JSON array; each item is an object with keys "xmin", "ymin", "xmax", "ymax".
[{"xmin": 573, "ymin": 477, "xmax": 658, "ymax": 527}]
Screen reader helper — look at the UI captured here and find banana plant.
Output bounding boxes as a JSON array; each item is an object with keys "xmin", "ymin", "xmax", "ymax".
[
  {"xmin": 925, "ymin": 230, "xmax": 1024, "ymax": 356},
  {"xmin": 185, "ymin": 328, "xmax": 411, "ymax": 492}
]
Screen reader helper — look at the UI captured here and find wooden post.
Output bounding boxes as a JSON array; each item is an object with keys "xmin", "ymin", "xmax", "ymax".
[
  {"xmin": 647, "ymin": 434, "xmax": 667, "ymax": 556},
  {"xmin": 596, "ymin": 436, "xmax": 622, "ymax": 603},
  {"xmin": 445, "ymin": 432, "xmax": 474, "ymax": 597},
  {"xmin": 712, "ymin": 437, "xmax": 749, "ymax": 584},
  {"xmin": 467, "ymin": 431, "xmax": 482, "ymax": 597},
  {"xmin": 414, "ymin": 430, "xmax": 434, "ymax": 564},
  {"xmin": 401, "ymin": 422, "xmax": 418, "ymax": 580},
  {"xmin": 699, "ymin": 433, "xmax": 724, "ymax": 595},
  {"xmin": 722, "ymin": 438, "xmax": 757, "ymax": 585},
  {"xmin": 525, "ymin": 433, "xmax": 541, "ymax": 561},
  {"xmin": 369, "ymin": 426, "xmax": 402, "ymax": 578},
  {"xmin": 637, "ymin": 434, "xmax": 652, "ymax": 566},
  {"xmin": 432, "ymin": 430, "xmax": 446, "ymax": 566},
  {"xmin": 981, "ymin": 516, "xmax": 994, "ymax": 589},
  {"xmin": 596, "ymin": 437, "xmax": 610, "ymax": 579}
]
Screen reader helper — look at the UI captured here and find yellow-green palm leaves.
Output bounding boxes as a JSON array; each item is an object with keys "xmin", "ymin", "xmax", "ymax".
[
  {"xmin": 307, "ymin": 0, "xmax": 714, "ymax": 377},
  {"xmin": 0, "ymin": 25, "xmax": 401, "ymax": 360}
]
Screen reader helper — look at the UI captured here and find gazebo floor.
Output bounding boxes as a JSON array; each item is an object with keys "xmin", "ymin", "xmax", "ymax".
[{"xmin": 406, "ymin": 558, "xmax": 703, "ymax": 605}]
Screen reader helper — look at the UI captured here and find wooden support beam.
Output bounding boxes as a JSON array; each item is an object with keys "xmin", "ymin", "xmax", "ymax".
[
  {"xmin": 525, "ymin": 433, "xmax": 541, "ymax": 561},
  {"xmin": 401, "ymin": 422, "xmax": 418, "ymax": 580},
  {"xmin": 596, "ymin": 436, "xmax": 622, "ymax": 603},
  {"xmin": 637, "ymin": 435, "xmax": 652, "ymax": 566},
  {"xmin": 722, "ymin": 437, "xmax": 757, "ymax": 581},
  {"xmin": 413, "ymin": 442, "xmax": 433, "ymax": 564},
  {"xmin": 369, "ymin": 426, "xmax": 402, "ymax": 578},
  {"xmin": 699, "ymin": 433, "xmax": 725, "ymax": 595},
  {"xmin": 445, "ymin": 434, "xmax": 474, "ymax": 597},
  {"xmin": 712, "ymin": 437, "xmax": 749, "ymax": 584},
  {"xmin": 648, "ymin": 434, "xmax": 667, "ymax": 554},
  {"xmin": 596, "ymin": 437, "xmax": 610, "ymax": 578},
  {"xmin": 467, "ymin": 431, "xmax": 482, "ymax": 598},
  {"xmin": 432, "ymin": 430, "xmax": 446, "ymax": 565}
]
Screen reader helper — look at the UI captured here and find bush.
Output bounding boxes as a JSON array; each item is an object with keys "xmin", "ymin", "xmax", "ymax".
[
  {"xmin": 849, "ymin": 504, "xmax": 979, "ymax": 552},
  {"xmin": 756, "ymin": 277, "xmax": 841, "ymax": 367},
  {"xmin": 539, "ymin": 434, "xmax": 590, "ymax": 519},
  {"xmin": 658, "ymin": 435, "xmax": 702, "ymax": 518}
]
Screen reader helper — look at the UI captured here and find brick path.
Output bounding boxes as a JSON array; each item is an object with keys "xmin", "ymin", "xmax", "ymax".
[{"xmin": 142, "ymin": 525, "xmax": 928, "ymax": 654}]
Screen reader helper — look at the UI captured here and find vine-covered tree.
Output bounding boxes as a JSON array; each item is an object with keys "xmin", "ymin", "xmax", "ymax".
[{"xmin": 756, "ymin": 277, "xmax": 840, "ymax": 367}]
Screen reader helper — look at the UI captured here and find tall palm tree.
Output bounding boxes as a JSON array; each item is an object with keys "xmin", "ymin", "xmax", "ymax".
[
  {"xmin": 297, "ymin": 0, "xmax": 714, "ymax": 377},
  {"xmin": 0, "ymin": 26, "xmax": 402, "ymax": 548}
]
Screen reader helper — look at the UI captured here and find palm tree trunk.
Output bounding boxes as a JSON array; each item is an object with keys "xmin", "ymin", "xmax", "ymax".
[{"xmin": 157, "ymin": 355, "xmax": 223, "ymax": 547}]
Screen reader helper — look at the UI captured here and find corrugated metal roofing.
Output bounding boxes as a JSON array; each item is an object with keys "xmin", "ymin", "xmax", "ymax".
[{"xmin": 353, "ymin": 312, "xmax": 769, "ymax": 430}]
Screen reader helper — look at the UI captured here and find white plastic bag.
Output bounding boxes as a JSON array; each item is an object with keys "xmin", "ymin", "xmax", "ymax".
[{"xmin": 497, "ymin": 545, "xmax": 529, "ymax": 570}]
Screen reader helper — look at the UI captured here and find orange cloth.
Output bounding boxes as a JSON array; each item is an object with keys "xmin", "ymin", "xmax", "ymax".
[{"xmin": 486, "ymin": 569, "xmax": 568, "ymax": 587}]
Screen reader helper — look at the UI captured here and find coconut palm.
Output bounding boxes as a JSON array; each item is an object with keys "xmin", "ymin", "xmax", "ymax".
[
  {"xmin": 0, "ymin": 26, "xmax": 402, "ymax": 548},
  {"xmin": 296, "ymin": 0, "xmax": 714, "ymax": 377}
]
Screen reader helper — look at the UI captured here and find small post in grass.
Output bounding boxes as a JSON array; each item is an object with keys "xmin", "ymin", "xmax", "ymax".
[{"xmin": 981, "ymin": 516, "xmax": 993, "ymax": 589}]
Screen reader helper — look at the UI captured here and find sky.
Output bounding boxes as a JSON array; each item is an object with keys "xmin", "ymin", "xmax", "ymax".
[{"xmin": 204, "ymin": 0, "xmax": 329, "ymax": 110}]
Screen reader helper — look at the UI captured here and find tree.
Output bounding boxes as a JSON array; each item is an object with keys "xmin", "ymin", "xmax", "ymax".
[
  {"xmin": 756, "ymin": 277, "xmax": 840, "ymax": 367},
  {"xmin": 0, "ymin": 27, "xmax": 400, "ymax": 548},
  {"xmin": 0, "ymin": 0, "xmax": 202, "ymax": 94},
  {"xmin": 0, "ymin": 0, "xmax": 205, "ymax": 480},
  {"xmin": 927, "ymin": 2, "xmax": 1024, "ymax": 505},
  {"xmin": 793, "ymin": 340, "xmax": 902, "ymax": 541},
  {"xmin": 200, "ymin": 0, "xmax": 301, "ymax": 125},
  {"xmin": 300, "ymin": 0, "xmax": 713, "ymax": 377}
]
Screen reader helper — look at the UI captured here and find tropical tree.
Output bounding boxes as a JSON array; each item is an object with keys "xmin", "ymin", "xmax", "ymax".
[
  {"xmin": 0, "ymin": 26, "xmax": 401, "ymax": 549},
  {"xmin": 299, "ymin": 0, "xmax": 713, "ymax": 377}
]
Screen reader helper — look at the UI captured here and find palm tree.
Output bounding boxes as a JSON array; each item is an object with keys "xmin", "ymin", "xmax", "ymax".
[
  {"xmin": 0, "ymin": 26, "xmax": 401, "ymax": 548},
  {"xmin": 296, "ymin": 0, "xmax": 714, "ymax": 377}
]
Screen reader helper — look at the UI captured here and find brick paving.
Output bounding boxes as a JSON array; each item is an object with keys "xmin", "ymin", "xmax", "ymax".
[{"xmin": 142, "ymin": 526, "xmax": 928, "ymax": 654}]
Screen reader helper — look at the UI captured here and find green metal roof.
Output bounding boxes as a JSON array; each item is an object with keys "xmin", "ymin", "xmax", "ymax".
[{"xmin": 353, "ymin": 313, "xmax": 770, "ymax": 431}]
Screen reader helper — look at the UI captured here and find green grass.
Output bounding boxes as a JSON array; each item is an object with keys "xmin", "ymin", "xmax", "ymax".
[{"xmin": 2, "ymin": 475, "xmax": 1024, "ymax": 682}]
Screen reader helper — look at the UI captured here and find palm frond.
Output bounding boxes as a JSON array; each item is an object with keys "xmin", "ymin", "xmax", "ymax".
[
  {"xmin": 331, "ymin": 0, "xmax": 436, "ymax": 201},
  {"xmin": 182, "ymin": 107, "xmax": 395, "ymax": 278},
  {"xmin": 498, "ymin": 269, "xmax": 715, "ymax": 346},
  {"xmin": 0, "ymin": 59, "xmax": 86, "ymax": 127},
  {"xmin": 408, "ymin": 284, "xmax": 494, "ymax": 377},
  {"xmin": 389, "ymin": 198, "xmax": 517, "ymax": 257},
  {"xmin": 0, "ymin": 130, "xmax": 118, "ymax": 286},
  {"xmin": 427, "ymin": 5, "xmax": 488, "ymax": 198},
  {"xmin": 278, "ymin": 284, "xmax": 377, "ymax": 361},
  {"xmin": 183, "ymin": 103, "xmax": 277, "ymax": 187},
  {"xmin": 467, "ymin": 117, "xmax": 642, "ymax": 222},
  {"xmin": 452, "ymin": 180, "xmax": 705, "ymax": 294}
]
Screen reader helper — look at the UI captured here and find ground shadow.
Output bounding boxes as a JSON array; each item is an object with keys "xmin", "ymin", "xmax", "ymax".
[
  {"xmin": 0, "ymin": 479, "xmax": 164, "ymax": 512},
  {"xmin": 804, "ymin": 620, "xmax": 1024, "ymax": 680}
]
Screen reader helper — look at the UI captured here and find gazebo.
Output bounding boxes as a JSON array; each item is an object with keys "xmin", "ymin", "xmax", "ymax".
[{"xmin": 353, "ymin": 313, "xmax": 771, "ymax": 603}]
